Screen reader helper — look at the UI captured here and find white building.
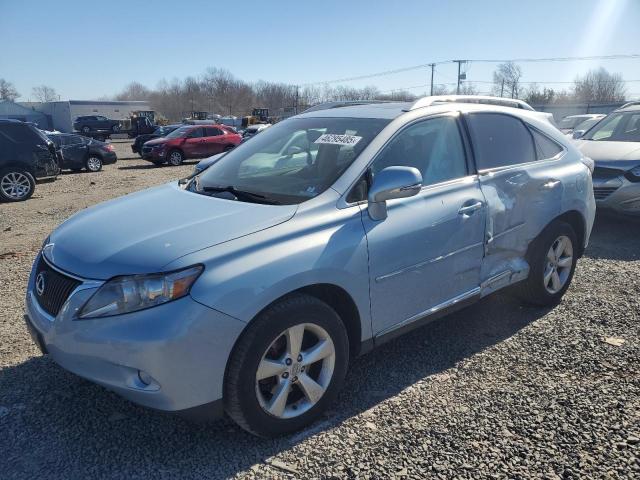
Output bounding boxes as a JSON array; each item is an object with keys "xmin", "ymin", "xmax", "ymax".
[{"xmin": 23, "ymin": 100, "xmax": 151, "ymax": 133}]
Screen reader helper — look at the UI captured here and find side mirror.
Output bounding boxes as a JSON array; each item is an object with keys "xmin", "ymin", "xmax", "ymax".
[
  {"xmin": 367, "ymin": 166, "xmax": 422, "ymax": 221},
  {"xmin": 572, "ymin": 130, "xmax": 586, "ymax": 139}
]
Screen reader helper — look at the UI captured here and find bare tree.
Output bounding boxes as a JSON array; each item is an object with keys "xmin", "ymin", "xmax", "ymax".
[
  {"xmin": 0, "ymin": 79, "xmax": 20, "ymax": 101},
  {"xmin": 455, "ymin": 83, "xmax": 479, "ymax": 96},
  {"xmin": 115, "ymin": 82, "xmax": 151, "ymax": 101},
  {"xmin": 31, "ymin": 85, "xmax": 58, "ymax": 102},
  {"xmin": 492, "ymin": 62, "xmax": 523, "ymax": 98},
  {"xmin": 524, "ymin": 84, "xmax": 555, "ymax": 105},
  {"xmin": 573, "ymin": 68, "xmax": 626, "ymax": 103}
]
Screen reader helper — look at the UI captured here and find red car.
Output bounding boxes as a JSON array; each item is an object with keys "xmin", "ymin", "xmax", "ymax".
[{"xmin": 141, "ymin": 124, "xmax": 241, "ymax": 166}]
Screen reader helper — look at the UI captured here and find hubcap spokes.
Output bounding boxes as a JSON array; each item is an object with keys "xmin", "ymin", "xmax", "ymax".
[
  {"xmin": 256, "ymin": 323, "xmax": 335, "ymax": 419},
  {"xmin": 1, "ymin": 172, "xmax": 30, "ymax": 199},
  {"xmin": 87, "ymin": 158, "xmax": 101, "ymax": 171},
  {"xmin": 544, "ymin": 235, "xmax": 573, "ymax": 294}
]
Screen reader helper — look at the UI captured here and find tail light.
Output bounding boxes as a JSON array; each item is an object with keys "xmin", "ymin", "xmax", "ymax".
[{"xmin": 105, "ymin": 144, "xmax": 114, "ymax": 152}]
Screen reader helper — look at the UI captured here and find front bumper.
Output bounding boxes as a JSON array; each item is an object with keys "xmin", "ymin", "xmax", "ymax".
[
  {"xmin": 141, "ymin": 148, "xmax": 166, "ymax": 162},
  {"xmin": 593, "ymin": 175, "xmax": 640, "ymax": 216},
  {"xmin": 24, "ymin": 254, "xmax": 246, "ymax": 413}
]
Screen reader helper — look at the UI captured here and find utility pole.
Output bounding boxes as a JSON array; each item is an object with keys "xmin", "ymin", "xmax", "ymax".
[
  {"xmin": 500, "ymin": 79, "xmax": 505, "ymax": 97},
  {"xmin": 295, "ymin": 85, "xmax": 299, "ymax": 114},
  {"xmin": 453, "ymin": 60, "xmax": 466, "ymax": 94},
  {"xmin": 429, "ymin": 63, "xmax": 435, "ymax": 96}
]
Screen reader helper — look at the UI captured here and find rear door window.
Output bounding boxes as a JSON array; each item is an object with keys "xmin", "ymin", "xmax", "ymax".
[
  {"xmin": 205, "ymin": 127, "xmax": 223, "ymax": 137},
  {"xmin": 466, "ymin": 113, "xmax": 536, "ymax": 170},
  {"xmin": 0, "ymin": 123, "xmax": 43, "ymax": 144}
]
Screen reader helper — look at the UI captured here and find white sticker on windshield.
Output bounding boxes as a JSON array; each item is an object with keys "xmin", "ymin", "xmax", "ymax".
[{"xmin": 314, "ymin": 134, "xmax": 362, "ymax": 146}]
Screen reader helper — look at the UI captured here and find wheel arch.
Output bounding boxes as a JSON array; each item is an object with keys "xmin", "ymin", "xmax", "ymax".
[
  {"xmin": 229, "ymin": 283, "xmax": 363, "ymax": 365},
  {"xmin": 553, "ymin": 210, "xmax": 586, "ymax": 258}
]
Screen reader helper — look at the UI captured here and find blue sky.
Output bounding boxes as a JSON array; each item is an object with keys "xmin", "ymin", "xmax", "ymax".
[{"xmin": 1, "ymin": 0, "xmax": 639, "ymax": 100}]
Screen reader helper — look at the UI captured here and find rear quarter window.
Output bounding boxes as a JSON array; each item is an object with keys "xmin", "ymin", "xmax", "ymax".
[{"xmin": 530, "ymin": 128, "xmax": 564, "ymax": 159}]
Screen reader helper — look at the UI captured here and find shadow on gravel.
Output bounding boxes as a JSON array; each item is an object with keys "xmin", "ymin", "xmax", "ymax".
[
  {"xmin": 584, "ymin": 213, "xmax": 640, "ymax": 261},
  {"xmin": 1, "ymin": 294, "xmax": 550, "ymax": 479},
  {"xmin": 117, "ymin": 162, "xmax": 196, "ymax": 171}
]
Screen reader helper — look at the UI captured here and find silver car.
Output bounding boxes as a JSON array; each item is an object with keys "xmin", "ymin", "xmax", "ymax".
[
  {"xmin": 574, "ymin": 103, "xmax": 640, "ymax": 216},
  {"xmin": 25, "ymin": 100, "xmax": 595, "ymax": 437}
]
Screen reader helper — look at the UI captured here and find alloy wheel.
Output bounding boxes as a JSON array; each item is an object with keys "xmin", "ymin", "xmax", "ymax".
[
  {"xmin": 255, "ymin": 323, "xmax": 336, "ymax": 419},
  {"xmin": 543, "ymin": 235, "xmax": 573, "ymax": 294},
  {"xmin": 86, "ymin": 157, "xmax": 102, "ymax": 172},
  {"xmin": 1, "ymin": 172, "xmax": 32, "ymax": 200},
  {"xmin": 169, "ymin": 151, "xmax": 183, "ymax": 166}
]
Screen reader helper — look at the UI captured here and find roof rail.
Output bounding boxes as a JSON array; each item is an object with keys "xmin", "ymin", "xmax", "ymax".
[
  {"xmin": 409, "ymin": 95, "xmax": 535, "ymax": 111},
  {"xmin": 302, "ymin": 100, "xmax": 393, "ymax": 113},
  {"xmin": 616, "ymin": 101, "xmax": 640, "ymax": 110}
]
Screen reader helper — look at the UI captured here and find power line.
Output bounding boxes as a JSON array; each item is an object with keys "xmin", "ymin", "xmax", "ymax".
[{"xmin": 301, "ymin": 54, "xmax": 640, "ymax": 87}]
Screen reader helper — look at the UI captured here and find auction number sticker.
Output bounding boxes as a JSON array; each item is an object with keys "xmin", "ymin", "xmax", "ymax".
[{"xmin": 314, "ymin": 134, "xmax": 362, "ymax": 146}]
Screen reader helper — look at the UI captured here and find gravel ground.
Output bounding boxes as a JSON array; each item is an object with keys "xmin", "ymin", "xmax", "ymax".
[{"xmin": 0, "ymin": 141, "xmax": 638, "ymax": 479}]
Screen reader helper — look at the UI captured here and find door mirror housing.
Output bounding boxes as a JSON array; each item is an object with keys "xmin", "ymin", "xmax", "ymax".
[
  {"xmin": 367, "ymin": 166, "xmax": 422, "ymax": 221},
  {"xmin": 572, "ymin": 129, "xmax": 586, "ymax": 139}
]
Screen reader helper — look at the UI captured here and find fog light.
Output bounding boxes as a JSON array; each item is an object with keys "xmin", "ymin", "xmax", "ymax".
[{"xmin": 138, "ymin": 370, "xmax": 154, "ymax": 386}]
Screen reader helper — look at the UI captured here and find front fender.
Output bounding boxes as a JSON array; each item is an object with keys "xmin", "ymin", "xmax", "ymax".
[{"xmin": 165, "ymin": 204, "xmax": 372, "ymax": 342}]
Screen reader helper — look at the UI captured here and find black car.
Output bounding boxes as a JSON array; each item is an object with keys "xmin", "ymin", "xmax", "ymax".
[
  {"xmin": 131, "ymin": 124, "xmax": 180, "ymax": 156},
  {"xmin": 0, "ymin": 120, "xmax": 59, "ymax": 202},
  {"xmin": 73, "ymin": 115, "xmax": 121, "ymax": 134},
  {"xmin": 48, "ymin": 134, "xmax": 117, "ymax": 172}
]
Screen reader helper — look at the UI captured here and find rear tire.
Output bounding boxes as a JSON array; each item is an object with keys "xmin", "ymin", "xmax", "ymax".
[
  {"xmin": 514, "ymin": 221, "xmax": 578, "ymax": 306},
  {"xmin": 224, "ymin": 145, "xmax": 235, "ymax": 152},
  {"xmin": 0, "ymin": 168, "xmax": 35, "ymax": 202},
  {"xmin": 85, "ymin": 155, "xmax": 103, "ymax": 172},
  {"xmin": 81, "ymin": 126, "xmax": 90, "ymax": 133},
  {"xmin": 225, "ymin": 294, "xmax": 349, "ymax": 437},
  {"xmin": 167, "ymin": 149, "xmax": 184, "ymax": 166},
  {"xmin": 111, "ymin": 124, "xmax": 120, "ymax": 133}
]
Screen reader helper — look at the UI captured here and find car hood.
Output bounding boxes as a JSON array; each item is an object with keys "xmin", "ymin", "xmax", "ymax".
[
  {"xmin": 45, "ymin": 182, "xmax": 297, "ymax": 279},
  {"xmin": 144, "ymin": 137, "xmax": 171, "ymax": 146},
  {"xmin": 575, "ymin": 140, "xmax": 640, "ymax": 168}
]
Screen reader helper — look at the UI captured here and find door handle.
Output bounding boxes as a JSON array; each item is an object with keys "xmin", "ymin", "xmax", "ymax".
[
  {"xmin": 540, "ymin": 179, "xmax": 561, "ymax": 190},
  {"xmin": 458, "ymin": 201, "xmax": 483, "ymax": 215}
]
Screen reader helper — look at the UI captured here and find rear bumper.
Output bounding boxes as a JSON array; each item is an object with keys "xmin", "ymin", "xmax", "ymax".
[
  {"xmin": 593, "ymin": 176, "xmax": 640, "ymax": 216},
  {"xmin": 102, "ymin": 152, "xmax": 117, "ymax": 164},
  {"xmin": 24, "ymin": 254, "xmax": 245, "ymax": 414}
]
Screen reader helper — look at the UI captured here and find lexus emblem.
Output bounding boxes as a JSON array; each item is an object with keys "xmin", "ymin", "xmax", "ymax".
[{"xmin": 35, "ymin": 272, "xmax": 46, "ymax": 296}]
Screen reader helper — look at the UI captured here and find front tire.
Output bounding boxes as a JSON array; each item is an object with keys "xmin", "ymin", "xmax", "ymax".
[
  {"xmin": 0, "ymin": 169, "xmax": 35, "ymax": 202},
  {"xmin": 167, "ymin": 149, "xmax": 184, "ymax": 166},
  {"xmin": 225, "ymin": 294, "xmax": 349, "ymax": 437},
  {"xmin": 515, "ymin": 221, "xmax": 578, "ymax": 306}
]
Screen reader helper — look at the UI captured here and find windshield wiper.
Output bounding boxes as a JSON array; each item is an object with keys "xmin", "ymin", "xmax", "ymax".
[{"xmin": 202, "ymin": 185, "xmax": 282, "ymax": 205}]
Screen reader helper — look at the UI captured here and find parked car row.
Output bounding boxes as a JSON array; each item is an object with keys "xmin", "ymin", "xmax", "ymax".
[{"xmin": 0, "ymin": 119, "xmax": 119, "ymax": 202}]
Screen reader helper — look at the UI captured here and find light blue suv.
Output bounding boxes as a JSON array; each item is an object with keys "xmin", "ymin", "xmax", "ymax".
[{"xmin": 25, "ymin": 99, "xmax": 595, "ymax": 437}]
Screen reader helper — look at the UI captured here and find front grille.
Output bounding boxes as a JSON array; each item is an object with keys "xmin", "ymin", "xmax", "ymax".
[
  {"xmin": 142, "ymin": 146, "xmax": 152, "ymax": 154},
  {"xmin": 34, "ymin": 256, "xmax": 81, "ymax": 317},
  {"xmin": 593, "ymin": 167, "xmax": 623, "ymax": 180},
  {"xmin": 593, "ymin": 186, "xmax": 619, "ymax": 200}
]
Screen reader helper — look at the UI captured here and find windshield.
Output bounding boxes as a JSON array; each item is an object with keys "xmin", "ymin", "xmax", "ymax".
[
  {"xmin": 584, "ymin": 112, "xmax": 640, "ymax": 142},
  {"xmin": 558, "ymin": 117, "xmax": 586, "ymax": 129},
  {"xmin": 165, "ymin": 126, "xmax": 191, "ymax": 139},
  {"xmin": 574, "ymin": 117, "xmax": 602, "ymax": 133},
  {"xmin": 195, "ymin": 117, "xmax": 389, "ymax": 204}
]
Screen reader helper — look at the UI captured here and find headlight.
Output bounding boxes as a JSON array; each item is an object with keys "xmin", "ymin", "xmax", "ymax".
[{"xmin": 79, "ymin": 265, "xmax": 203, "ymax": 319}]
